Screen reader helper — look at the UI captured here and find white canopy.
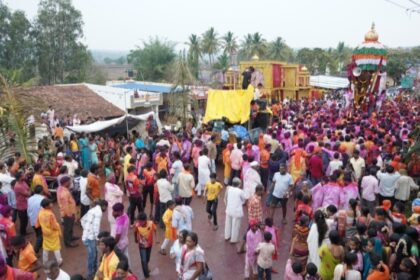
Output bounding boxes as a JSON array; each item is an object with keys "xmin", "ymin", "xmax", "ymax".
[
  {"xmin": 66, "ymin": 112, "xmax": 154, "ymax": 133},
  {"xmin": 310, "ymin": 75, "xmax": 349, "ymax": 90}
]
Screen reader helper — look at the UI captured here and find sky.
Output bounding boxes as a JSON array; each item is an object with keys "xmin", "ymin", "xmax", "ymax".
[{"xmin": 5, "ymin": 0, "xmax": 420, "ymax": 51}]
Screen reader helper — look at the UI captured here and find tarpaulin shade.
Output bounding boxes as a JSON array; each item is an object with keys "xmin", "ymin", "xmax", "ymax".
[
  {"xmin": 203, "ymin": 86, "xmax": 254, "ymax": 124},
  {"xmin": 66, "ymin": 112, "xmax": 154, "ymax": 133}
]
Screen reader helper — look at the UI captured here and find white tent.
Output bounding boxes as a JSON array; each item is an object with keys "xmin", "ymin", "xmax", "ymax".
[
  {"xmin": 310, "ymin": 75, "xmax": 349, "ymax": 90},
  {"xmin": 66, "ymin": 112, "xmax": 158, "ymax": 133}
]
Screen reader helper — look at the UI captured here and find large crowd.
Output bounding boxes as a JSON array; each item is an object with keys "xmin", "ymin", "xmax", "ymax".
[{"xmin": 0, "ymin": 88, "xmax": 419, "ymax": 280}]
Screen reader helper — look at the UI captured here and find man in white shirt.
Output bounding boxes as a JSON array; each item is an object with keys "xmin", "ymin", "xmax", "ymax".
[
  {"xmin": 0, "ymin": 162, "xmax": 15, "ymax": 207},
  {"xmin": 170, "ymin": 151, "xmax": 184, "ymax": 197},
  {"xmin": 172, "ymin": 197, "xmax": 194, "ymax": 233},
  {"xmin": 81, "ymin": 199, "xmax": 107, "ymax": 279},
  {"xmin": 79, "ymin": 170, "xmax": 91, "ymax": 218},
  {"xmin": 224, "ymin": 177, "xmax": 246, "ymax": 243},
  {"xmin": 0, "ymin": 162, "xmax": 13, "ymax": 191},
  {"xmin": 177, "ymin": 164, "xmax": 195, "ymax": 205},
  {"xmin": 377, "ymin": 165, "xmax": 400, "ymax": 204},
  {"xmin": 326, "ymin": 152, "xmax": 343, "ymax": 176},
  {"xmin": 349, "ymin": 150, "xmax": 365, "ymax": 182},
  {"xmin": 62, "ymin": 155, "xmax": 78, "ymax": 177},
  {"xmin": 360, "ymin": 168, "xmax": 380, "ymax": 215},
  {"xmin": 155, "ymin": 170, "xmax": 174, "ymax": 228},
  {"xmin": 27, "ymin": 185, "xmax": 45, "ymax": 253},
  {"xmin": 45, "ymin": 259, "xmax": 70, "ymax": 280},
  {"xmin": 270, "ymin": 164, "xmax": 293, "ymax": 224}
]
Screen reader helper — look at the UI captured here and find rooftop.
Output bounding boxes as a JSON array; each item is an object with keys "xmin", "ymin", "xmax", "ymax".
[
  {"xmin": 111, "ymin": 81, "xmax": 182, "ymax": 94},
  {"xmin": 12, "ymin": 84, "xmax": 125, "ymax": 120}
]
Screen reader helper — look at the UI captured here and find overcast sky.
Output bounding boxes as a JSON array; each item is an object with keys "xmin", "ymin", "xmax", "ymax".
[{"xmin": 5, "ymin": 0, "xmax": 420, "ymax": 51}]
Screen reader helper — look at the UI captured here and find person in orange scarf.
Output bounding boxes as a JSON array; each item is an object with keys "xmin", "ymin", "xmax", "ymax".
[
  {"xmin": 222, "ymin": 144, "xmax": 233, "ymax": 185},
  {"xmin": 10, "ymin": 235, "xmax": 41, "ymax": 276},
  {"xmin": 390, "ymin": 155, "xmax": 406, "ymax": 172},
  {"xmin": 289, "ymin": 142, "xmax": 307, "ymax": 183}
]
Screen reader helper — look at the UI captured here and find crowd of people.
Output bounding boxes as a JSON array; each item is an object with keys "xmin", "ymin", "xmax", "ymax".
[{"xmin": 0, "ymin": 87, "xmax": 419, "ymax": 280}]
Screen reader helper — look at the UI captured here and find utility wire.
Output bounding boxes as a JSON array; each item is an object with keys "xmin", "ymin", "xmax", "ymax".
[{"xmin": 383, "ymin": 0, "xmax": 420, "ymax": 13}]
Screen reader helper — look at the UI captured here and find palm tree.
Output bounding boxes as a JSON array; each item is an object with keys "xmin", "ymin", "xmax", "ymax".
[
  {"xmin": 268, "ymin": 37, "xmax": 293, "ymax": 61},
  {"xmin": 186, "ymin": 34, "xmax": 201, "ymax": 78},
  {"xmin": 0, "ymin": 73, "xmax": 34, "ymax": 163},
  {"xmin": 250, "ymin": 32, "xmax": 267, "ymax": 59},
  {"xmin": 169, "ymin": 51, "xmax": 198, "ymax": 124},
  {"xmin": 222, "ymin": 31, "xmax": 238, "ymax": 65},
  {"xmin": 201, "ymin": 27, "xmax": 219, "ymax": 66},
  {"xmin": 214, "ymin": 53, "xmax": 229, "ymax": 72},
  {"xmin": 239, "ymin": 33, "xmax": 253, "ymax": 60}
]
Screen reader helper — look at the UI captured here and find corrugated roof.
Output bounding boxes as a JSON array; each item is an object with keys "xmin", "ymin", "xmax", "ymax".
[
  {"xmin": 13, "ymin": 84, "xmax": 125, "ymax": 120},
  {"xmin": 112, "ymin": 82, "xmax": 182, "ymax": 93},
  {"xmin": 310, "ymin": 75, "xmax": 349, "ymax": 90}
]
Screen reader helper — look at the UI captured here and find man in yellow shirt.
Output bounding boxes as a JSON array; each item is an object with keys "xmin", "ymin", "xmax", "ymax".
[
  {"xmin": 36, "ymin": 199, "xmax": 62, "ymax": 265},
  {"xmin": 95, "ymin": 237, "xmax": 120, "ymax": 280},
  {"xmin": 123, "ymin": 146, "xmax": 132, "ymax": 183},
  {"xmin": 203, "ymin": 173, "xmax": 223, "ymax": 230},
  {"xmin": 31, "ymin": 163, "xmax": 50, "ymax": 195}
]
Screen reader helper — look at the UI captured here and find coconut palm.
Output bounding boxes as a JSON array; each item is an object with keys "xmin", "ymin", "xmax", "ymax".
[
  {"xmin": 250, "ymin": 32, "xmax": 267, "ymax": 58},
  {"xmin": 268, "ymin": 37, "xmax": 293, "ymax": 61},
  {"xmin": 214, "ymin": 53, "xmax": 229, "ymax": 72},
  {"xmin": 169, "ymin": 51, "xmax": 198, "ymax": 124},
  {"xmin": 222, "ymin": 31, "xmax": 238, "ymax": 65},
  {"xmin": 0, "ymin": 73, "xmax": 33, "ymax": 163},
  {"xmin": 186, "ymin": 34, "xmax": 201, "ymax": 78},
  {"xmin": 201, "ymin": 27, "xmax": 219, "ymax": 66},
  {"xmin": 239, "ymin": 33, "xmax": 254, "ymax": 60}
]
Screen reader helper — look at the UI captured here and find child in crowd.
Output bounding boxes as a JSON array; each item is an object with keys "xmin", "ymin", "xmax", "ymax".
[
  {"xmin": 284, "ymin": 258, "xmax": 304, "ymax": 280},
  {"xmin": 204, "ymin": 173, "xmax": 223, "ymax": 231},
  {"xmin": 256, "ymin": 231, "xmax": 275, "ymax": 280},
  {"xmin": 305, "ymin": 262, "xmax": 320, "ymax": 280},
  {"xmin": 160, "ymin": 200, "xmax": 176, "ymax": 255}
]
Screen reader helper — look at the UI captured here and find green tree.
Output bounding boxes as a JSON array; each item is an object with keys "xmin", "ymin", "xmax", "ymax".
[
  {"xmin": 239, "ymin": 33, "xmax": 254, "ymax": 60},
  {"xmin": 0, "ymin": 1, "xmax": 11, "ymax": 65},
  {"xmin": 201, "ymin": 27, "xmax": 219, "ymax": 65},
  {"xmin": 0, "ymin": 74, "xmax": 34, "ymax": 163},
  {"xmin": 267, "ymin": 37, "xmax": 293, "ymax": 62},
  {"xmin": 213, "ymin": 53, "xmax": 229, "ymax": 72},
  {"xmin": 387, "ymin": 49, "xmax": 410, "ymax": 85},
  {"xmin": 128, "ymin": 37, "xmax": 176, "ymax": 81},
  {"xmin": 0, "ymin": 3, "xmax": 36, "ymax": 83},
  {"xmin": 222, "ymin": 31, "xmax": 238, "ymax": 65},
  {"xmin": 168, "ymin": 51, "xmax": 197, "ymax": 124},
  {"xmin": 333, "ymin": 42, "xmax": 352, "ymax": 73},
  {"xmin": 34, "ymin": 0, "xmax": 91, "ymax": 84},
  {"xmin": 250, "ymin": 32, "xmax": 267, "ymax": 59},
  {"xmin": 186, "ymin": 34, "xmax": 201, "ymax": 78}
]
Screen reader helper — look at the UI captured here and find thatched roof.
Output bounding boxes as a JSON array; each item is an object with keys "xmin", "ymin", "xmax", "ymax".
[{"xmin": 13, "ymin": 84, "xmax": 125, "ymax": 120}]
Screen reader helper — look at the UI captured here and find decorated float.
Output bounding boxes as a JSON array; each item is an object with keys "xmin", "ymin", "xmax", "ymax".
[{"xmin": 349, "ymin": 24, "xmax": 388, "ymax": 107}]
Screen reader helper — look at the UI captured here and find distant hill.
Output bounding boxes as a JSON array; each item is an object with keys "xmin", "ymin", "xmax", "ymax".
[{"xmin": 90, "ymin": 49, "xmax": 129, "ymax": 63}]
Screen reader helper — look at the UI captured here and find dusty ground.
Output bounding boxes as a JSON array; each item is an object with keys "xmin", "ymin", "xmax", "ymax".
[{"xmin": 24, "ymin": 173, "xmax": 294, "ymax": 279}]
